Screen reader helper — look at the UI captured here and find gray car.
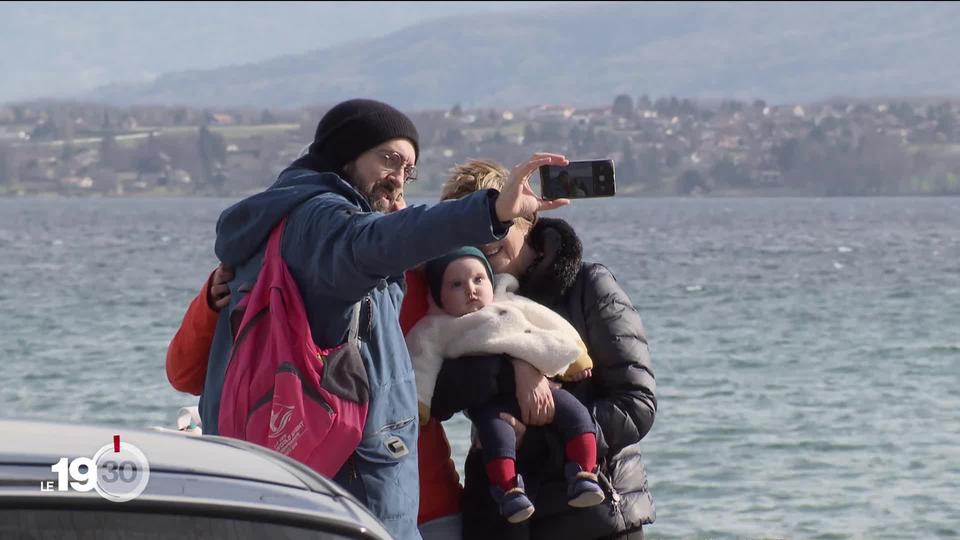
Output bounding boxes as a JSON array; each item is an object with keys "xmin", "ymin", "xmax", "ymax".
[{"xmin": 0, "ymin": 418, "xmax": 393, "ymax": 539}]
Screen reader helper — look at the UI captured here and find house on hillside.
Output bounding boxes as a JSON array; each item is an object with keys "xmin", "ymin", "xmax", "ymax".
[
  {"xmin": 570, "ymin": 106, "xmax": 611, "ymax": 125},
  {"xmin": 717, "ymin": 134, "xmax": 744, "ymax": 150},
  {"xmin": 70, "ymin": 148, "xmax": 100, "ymax": 171},
  {"xmin": 0, "ymin": 128, "xmax": 29, "ymax": 142},
  {"xmin": 529, "ymin": 104, "xmax": 576, "ymax": 121},
  {"xmin": 61, "ymin": 175, "xmax": 95, "ymax": 192},
  {"xmin": 207, "ymin": 113, "xmax": 236, "ymax": 125}
]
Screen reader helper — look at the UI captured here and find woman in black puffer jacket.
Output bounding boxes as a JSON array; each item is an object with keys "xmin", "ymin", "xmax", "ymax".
[{"xmin": 430, "ymin": 159, "xmax": 657, "ymax": 540}]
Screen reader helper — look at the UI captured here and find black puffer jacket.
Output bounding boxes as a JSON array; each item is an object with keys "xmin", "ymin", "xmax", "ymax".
[{"xmin": 431, "ymin": 217, "xmax": 657, "ymax": 540}]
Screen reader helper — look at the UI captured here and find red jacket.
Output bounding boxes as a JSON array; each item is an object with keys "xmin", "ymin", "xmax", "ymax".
[{"xmin": 165, "ymin": 267, "xmax": 463, "ymax": 523}]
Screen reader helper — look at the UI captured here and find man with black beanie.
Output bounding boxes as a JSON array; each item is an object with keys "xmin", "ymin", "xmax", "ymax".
[
  {"xmin": 187, "ymin": 98, "xmax": 571, "ymax": 539},
  {"xmin": 289, "ymin": 98, "xmax": 420, "ymax": 211}
]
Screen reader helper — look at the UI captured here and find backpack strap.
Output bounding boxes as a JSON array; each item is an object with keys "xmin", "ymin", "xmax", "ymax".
[{"xmin": 266, "ymin": 217, "xmax": 365, "ymax": 346}]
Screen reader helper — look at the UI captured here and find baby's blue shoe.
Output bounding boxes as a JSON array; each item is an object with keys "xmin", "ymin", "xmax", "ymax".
[
  {"xmin": 490, "ymin": 474, "xmax": 535, "ymax": 524},
  {"xmin": 565, "ymin": 462, "xmax": 606, "ymax": 508}
]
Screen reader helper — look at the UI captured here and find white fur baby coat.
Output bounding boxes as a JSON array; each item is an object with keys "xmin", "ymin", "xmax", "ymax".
[{"xmin": 405, "ymin": 273, "xmax": 590, "ymax": 414}]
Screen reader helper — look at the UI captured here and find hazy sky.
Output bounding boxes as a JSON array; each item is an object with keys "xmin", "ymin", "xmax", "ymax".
[{"xmin": 0, "ymin": 1, "xmax": 555, "ymax": 103}]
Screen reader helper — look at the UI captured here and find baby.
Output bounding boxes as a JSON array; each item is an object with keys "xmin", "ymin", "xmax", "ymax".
[{"xmin": 405, "ymin": 246, "xmax": 605, "ymax": 523}]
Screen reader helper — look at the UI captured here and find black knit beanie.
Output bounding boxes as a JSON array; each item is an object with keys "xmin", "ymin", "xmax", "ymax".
[
  {"xmin": 308, "ymin": 98, "xmax": 420, "ymax": 170},
  {"xmin": 425, "ymin": 247, "xmax": 495, "ymax": 308}
]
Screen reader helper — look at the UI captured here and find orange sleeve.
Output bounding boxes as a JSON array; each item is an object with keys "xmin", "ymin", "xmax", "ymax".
[{"xmin": 165, "ymin": 270, "xmax": 220, "ymax": 395}]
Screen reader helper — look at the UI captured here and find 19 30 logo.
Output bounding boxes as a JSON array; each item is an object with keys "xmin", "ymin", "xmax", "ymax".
[{"xmin": 41, "ymin": 435, "xmax": 150, "ymax": 503}]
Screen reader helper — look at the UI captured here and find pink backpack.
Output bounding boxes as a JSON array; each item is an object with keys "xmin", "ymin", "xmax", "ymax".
[{"xmin": 218, "ymin": 218, "xmax": 369, "ymax": 477}]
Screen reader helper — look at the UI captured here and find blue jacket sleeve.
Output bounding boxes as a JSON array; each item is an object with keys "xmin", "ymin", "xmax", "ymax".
[{"xmin": 284, "ymin": 189, "xmax": 509, "ymax": 301}]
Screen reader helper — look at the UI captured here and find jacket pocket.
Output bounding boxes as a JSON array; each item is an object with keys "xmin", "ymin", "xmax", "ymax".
[
  {"xmin": 352, "ymin": 416, "xmax": 419, "ymax": 523},
  {"xmin": 355, "ymin": 415, "xmax": 417, "ymax": 464}
]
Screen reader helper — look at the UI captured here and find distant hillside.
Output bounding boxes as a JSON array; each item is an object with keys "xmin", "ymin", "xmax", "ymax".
[{"xmin": 84, "ymin": 2, "xmax": 960, "ymax": 109}]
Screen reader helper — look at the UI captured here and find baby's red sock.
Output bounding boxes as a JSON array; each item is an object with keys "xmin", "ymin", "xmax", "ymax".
[
  {"xmin": 486, "ymin": 457, "xmax": 518, "ymax": 492},
  {"xmin": 565, "ymin": 432, "xmax": 598, "ymax": 473}
]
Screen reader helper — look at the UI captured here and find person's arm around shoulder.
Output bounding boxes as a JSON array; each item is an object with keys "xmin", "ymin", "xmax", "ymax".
[
  {"xmin": 165, "ymin": 264, "xmax": 233, "ymax": 395},
  {"xmin": 581, "ymin": 263, "xmax": 657, "ymax": 455}
]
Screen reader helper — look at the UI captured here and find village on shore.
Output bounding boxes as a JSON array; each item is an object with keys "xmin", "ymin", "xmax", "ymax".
[{"xmin": 2, "ymin": 95, "xmax": 959, "ymax": 198}]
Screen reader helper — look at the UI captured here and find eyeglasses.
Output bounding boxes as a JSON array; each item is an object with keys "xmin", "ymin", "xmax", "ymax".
[{"xmin": 378, "ymin": 151, "xmax": 417, "ymax": 183}]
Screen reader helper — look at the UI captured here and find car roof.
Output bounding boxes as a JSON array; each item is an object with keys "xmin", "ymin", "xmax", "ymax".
[{"xmin": 0, "ymin": 418, "xmax": 338, "ymax": 494}]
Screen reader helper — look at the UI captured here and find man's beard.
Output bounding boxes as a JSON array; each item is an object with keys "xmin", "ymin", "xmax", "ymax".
[
  {"xmin": 364, "ymin": 183, "xmax": 402, "ymax": 213},
  {"xmin": 343, "ymin": 165, "xmax": 402, "ymax": 213}
]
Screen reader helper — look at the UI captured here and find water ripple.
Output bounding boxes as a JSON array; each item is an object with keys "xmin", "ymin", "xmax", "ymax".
[{"xmin": 3, "ymin": 196, "xmax": 960, "ymax": 539}]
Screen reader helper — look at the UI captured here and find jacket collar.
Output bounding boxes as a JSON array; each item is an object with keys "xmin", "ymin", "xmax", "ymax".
[{"xmin": 517, "ymin": 217, "xmax": 583, "ymax": 305}]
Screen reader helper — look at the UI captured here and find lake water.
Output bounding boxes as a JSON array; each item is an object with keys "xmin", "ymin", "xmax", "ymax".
[{"xmin": 2, "ymin": 196, "xmax": 959, "ymax": 539}]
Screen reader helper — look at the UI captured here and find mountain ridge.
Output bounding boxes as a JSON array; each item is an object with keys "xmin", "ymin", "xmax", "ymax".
[{"xmin": 80, "ymin": 2, "xmax": 960, "ymax": 110}]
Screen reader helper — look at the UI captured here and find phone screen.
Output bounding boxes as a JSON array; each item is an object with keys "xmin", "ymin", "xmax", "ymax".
[{"xmin": 540, "ymin": 160, "xmax": 616, "ymax": 199}]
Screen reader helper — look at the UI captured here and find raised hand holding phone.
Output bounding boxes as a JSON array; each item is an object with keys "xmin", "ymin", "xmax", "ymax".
[{"xmin": 495, "ymin": 152, "xmax": 571, "ymax": 223}]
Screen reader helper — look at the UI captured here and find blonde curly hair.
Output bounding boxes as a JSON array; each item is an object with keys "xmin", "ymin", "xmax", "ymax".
[{"xmin": 440, "ymin": 159, "xmax": 536, "ymax": 230}]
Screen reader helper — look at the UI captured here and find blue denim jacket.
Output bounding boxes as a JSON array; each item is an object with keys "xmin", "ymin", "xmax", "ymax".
[{"xmin": 200, "ymin": 167, "xmax": 507, "ymax": 539}]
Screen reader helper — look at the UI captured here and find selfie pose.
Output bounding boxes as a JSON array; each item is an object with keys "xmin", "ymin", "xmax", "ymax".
[
  {"xmin": 166, "ymin": 155, "xmax": 651, "ymax": 540},
  {"xmin": 168, "ymin": 99, "xmax": 570, "ymax": 540}
]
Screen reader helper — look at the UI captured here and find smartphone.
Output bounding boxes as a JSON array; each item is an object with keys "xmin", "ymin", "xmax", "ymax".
[{"xmin": 539, "ymin": 159, "xmax": 616, "ymax": 199}]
